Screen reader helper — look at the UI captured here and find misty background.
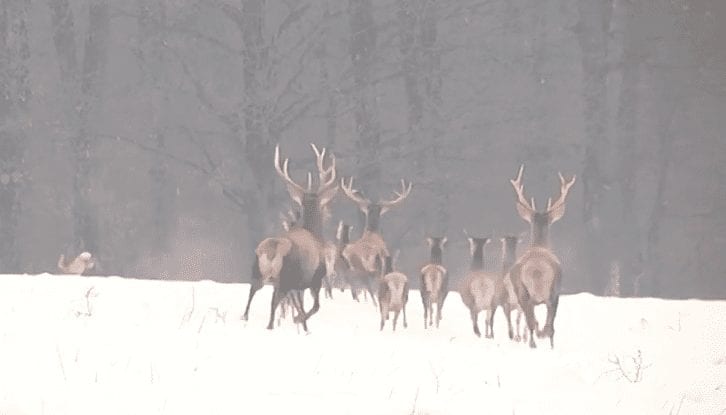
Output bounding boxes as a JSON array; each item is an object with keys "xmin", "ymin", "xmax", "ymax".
[{"xmin": 0, "ymin": 0, "xmax": 724, "ymax": 299}]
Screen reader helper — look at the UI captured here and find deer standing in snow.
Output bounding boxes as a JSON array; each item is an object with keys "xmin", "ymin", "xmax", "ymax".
[
  {"xmin": 457, "ymin": 233, "xmax": 501, "ymax": 338},
  {"xmin": 339, "ymin": 177, "xmax": 413, "ymax": 307},
  {"xmin": 420, "ymin": 236, "xmax": 448, "ymax": 329},
  {"xmin": 499, "ymin": 235, "xmax": 527, "ymax": 342},
  {"xmin": 242, "ymin": 143, "xmax": 338, "ymax": 331},
  {"xmin": 507, "ymin": 164, "xmax": 576, "ymax": 348},
  {"xmin": 378, "ymin": 252, "xmax": 409, "ymax": 331}
]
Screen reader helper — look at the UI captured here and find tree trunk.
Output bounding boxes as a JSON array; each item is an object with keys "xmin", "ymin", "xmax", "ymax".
[
  {"xmin": 49, "ymin": 0, "xmax": 109, "ymax": 258},
  {"xmin": 614, "ymin": 0, "xmax": 646, "ymax": 297},
  {"xmin": 240, "ymin": 0, "xmax": 274, "ymax": 253},
  {"xmin": 138, "ymin": 0, "xmax": 176, "ymax": 255},
  {"xmin": 0, "ymin": 0, "xmax": 30, "ymax": 272},
  {"xmin": 348, "ymin": 0, "xmax": 381, "ymax": 194},
  {"xmin": 420, "ymin": 0, "xmax": 447, "ymax": 233},
  {"xmin": 576, "ymin": 0, "xmax": 615, "ymax": 295}
]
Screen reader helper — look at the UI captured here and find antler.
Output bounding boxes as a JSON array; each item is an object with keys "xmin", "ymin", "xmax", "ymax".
[
  {"xmin": 379, "ymin": 179, "xmax": 413, "ymax": 214},
  {"xmin": 310, "ymin": 143, "xmax": 337, "ymax": 195},
  {"xmin": 340, "ymin": 176, "xmax": 371, "ymax": 210},
  {"xmin": 274, "ymin": 144, "xmax": 306, "ymax": 205},
  {"xmin": 510, "ymin": 164, "xmax": 536, "ymax": 222},
  {"xmin": 311, "ymin": 143, "xmax": 336, "ymax": 189},
  {"xmin": 545, "ymin": 171, "xmax": 576, "ymax": 223}
]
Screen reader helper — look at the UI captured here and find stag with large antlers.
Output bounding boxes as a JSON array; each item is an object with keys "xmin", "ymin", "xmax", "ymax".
[
  {"xmin": 242, "ymin": 143, "xmax": 338, "ymax": 331},
  {"xmin": 507, "ymin": 164, "xmax": 576, "ymax": 348},
  {"xmin": 420, "ymin": 236, "xmax": 448, "ymax": 329},
  {"xmin": 339, "ymin": 177, "xmax": 413, "ymax": 306}
]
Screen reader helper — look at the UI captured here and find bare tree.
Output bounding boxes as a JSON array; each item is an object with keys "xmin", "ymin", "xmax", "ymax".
[
  {"xmin": 0, "ymin": 0, "xmax": 31, "ymax": 272},
  {"xmin": 48, "ymin": 0, "xmax": 110, "ymax": 258}
]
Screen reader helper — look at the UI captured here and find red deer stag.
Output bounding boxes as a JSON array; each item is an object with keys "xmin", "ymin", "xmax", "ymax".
[
  {"xmin": 378, "ymin": 252, "xmax": 409, "ymax": 331},
  {"xmin": 507, "ymin": 164, "xmax": 576, "ymax": 348},
  {"xmin": 242, "ymin": 143, "xmax": 338, "ymax": 331},
  {"xmin": 457, "ymin": 233, "xmax": 502, "ymax": 338},
  {"xmin": 339, "ymin": 177, "xmax": 413, "ymax": 306},
  {"xmin": 420, "ymin": 236, "xmax": 448, "ymax": 329}
]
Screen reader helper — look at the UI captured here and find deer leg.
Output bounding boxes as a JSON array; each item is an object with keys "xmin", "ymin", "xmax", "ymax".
[
  {"xmin": 291, "ymin": 290, "xmax": 309, "ymax": 332},
  {"xmin": 503, "ymin": 303, "xmax": 514, "ymax": 340},
  {"xmin": 393, "ymin": 310, "xmax": 400, "ymax": 331},
  {"xmin": 470, "ymin": 309, "xmax": 481, "ymax": 337},
  {"xmin": 301, "ymin": 267, "xmax": 324, "ymax": 323},
  {"xmin": 402, "ymin": 301, "xmax": 408, "ymax": 329},
  {"xmin": 436, "ymin": 300, "xmax": 443, "ymax": 328},
  {"xmin": 266, "ymin": 287, "xmax": 283, "ymax": 330},
  {"xmin": 423, "ymin": 297, "xmax": 429, "ymax": 329},
  {"xmin": 242, "ymin": 261, "xmax": 264, "ymax": 320},
  {"xmin": 366, "ymin": 276, "xmax": 378, "ymax": 308},
  {"xmin": 486, "ymin": 306, "xmax": 497, "ymax": 339},
  {"xmin": 323, "ymin": 276, "xmax": 333, "ymax": 299},
  {"xmin": 515, "ymin": 286, "xmax": 537, "ymax": 348},
  {"xmin": 542, "ymin": 294, "xmax": 560, "ymax": 349}
]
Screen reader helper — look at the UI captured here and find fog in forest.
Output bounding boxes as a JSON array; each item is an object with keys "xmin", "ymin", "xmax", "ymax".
[{"xmin": 1, "ymin": 0, "xmax": 724, "ymax": 299}]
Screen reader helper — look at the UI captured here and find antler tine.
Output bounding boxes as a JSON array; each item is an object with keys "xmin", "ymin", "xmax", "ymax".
[
  {"xmin": 340, "ymin": 176, "xmax": 370, "ymax": 208},
  {"xmin": 509, "ymin": 164, "xmax": 536, "ymax": 213},
  {"xmin": 311, "ymin": 143, "xmax": 337, "ymax": 192},
  {"xmin": 379, "ymin": 179, "xmax": 413, "ymax": 208},
  {"xmin": 306, "ymin": 172, "xmax": 313, "ymax": 190},
  {"xmin": 546, "ymin": 171, "xmax": 577, "ymax": 214},
  {"xmin": 319, "ymin": 153, "xmax": 337, "ymax": 191},
  {"xmin": 274, "ymin": 144, "xmax": 306, "ymax": 195}
]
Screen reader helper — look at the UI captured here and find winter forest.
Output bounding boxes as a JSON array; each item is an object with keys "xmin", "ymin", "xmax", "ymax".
[{"xmin": 1, "ymin": 0, "xmax": 725, "ymax": 300}]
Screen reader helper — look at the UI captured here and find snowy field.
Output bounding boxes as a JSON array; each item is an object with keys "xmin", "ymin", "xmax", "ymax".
[{"xmin": 0, "ymin": 273, "xmax": 724, "ymax": 415}]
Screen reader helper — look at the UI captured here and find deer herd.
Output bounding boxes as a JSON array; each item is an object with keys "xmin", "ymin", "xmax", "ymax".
[{"xmin": 238, "ymin": 143, "xmax": 576, "ymax": 349}]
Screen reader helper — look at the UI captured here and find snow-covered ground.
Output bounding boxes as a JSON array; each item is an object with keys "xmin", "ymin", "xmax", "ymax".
[{"xmin": 0, "ymin": 273, "xmax": 724, "ymax": 415}]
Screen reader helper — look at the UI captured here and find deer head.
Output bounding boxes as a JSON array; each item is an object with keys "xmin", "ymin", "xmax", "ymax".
[
  {"xmin": 425, "ymin": 236, "xmax": 447, "ymax": 265},
  {"xmin": 340, "ymin": 177, "xmax": 412, "ymax": 233},
  {"xmin": 500, "ymin": 235, "xmax": 520, "ymax": 272},
  {"xmin": 336, "ymin": 220, "xmax": 353, "ymax": 246},
  {"xmin": 509, "ymin": 164, "xmax": 576, "ymax": 247},
  {"xmin": 463, "ymin": 229, "xmax": 490, "ymax": 271},
  {"xmin": 274, "ymin": 143, "xmax": 338, "ymax": 237}
]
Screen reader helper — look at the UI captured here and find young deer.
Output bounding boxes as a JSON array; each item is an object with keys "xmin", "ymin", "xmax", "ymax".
[
  {"xmin": 340, "ymin": 177, "xmax": 413, "ymax": 307},
  {"xmin": 498, "ymin": 235, "xmax": 526, "ymax": 342},
  {"xmin": 420, "ymin": 236, "xmax": 448, "ymax": 329},
  {"xmin": 331, "ymin": 221, "xmax": 355, "ymax": 296},
  {"xmin": 507, "ymin": 164, "xmax": 576, "ymax": 348},
  {"xmin": 242, "ymin": 143, "xmax": 338, "ymax": 331},
  {"xmin": 457, "ymin": 232, "xmax": 501, "ymax": 338},
  {"xmin": 57, "ymin": 252, "xmax": 95, "ymax": 275},
  {"xmin": 378, "ymin": 252, "xmax": 409, "ymax": 331}
]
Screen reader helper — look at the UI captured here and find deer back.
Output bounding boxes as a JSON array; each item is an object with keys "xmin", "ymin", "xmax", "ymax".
[
  {"xmin": 343, "ymin": 231, "xmax": 389, "ymax": 273},
  {"xmin": 510, "ymin": 247, "xmax": 562, "ymax": 304},
  {"xmin": 420, "ymin": 264, "xmax": 446, "ymax": 297},
  {"xmin": 255, "ymin": 237, "xmax": 294, "ymax": 282}
]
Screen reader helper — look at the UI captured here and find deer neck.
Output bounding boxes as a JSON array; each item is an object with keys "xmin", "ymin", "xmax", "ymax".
[
  {"xmin": 470, "ymin": 248, "xmax": 484, "ymax": 271},
  {"xmin": 383, "ymin": 257, "xmax": 393, "ymax": 275},
  {"xmin": 301, "ymin": 201, "xmax": 323, "ymax": 239},
  {"xmin": 429, "ymin": 246, "xmax": 443, "ymax": 265},
  {"xmin": 530, "ymin": 221, "xmax": 549, "ymax": 248},
  {"xmin": 364, "ymin": 210, "xmax": 381, "ymax": 233},
  {"xmin": 501, "ymin": 240, "xmax": 518, "ymax": 273}
]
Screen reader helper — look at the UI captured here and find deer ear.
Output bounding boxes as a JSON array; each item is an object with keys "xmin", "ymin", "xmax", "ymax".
[
  {"xmin": 425, "ymin": 237, "xmax": 433, "ymax": 247},
  {"xmin": 441, "ymin": 237, "xmax": 448, "ymax": 247}
]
